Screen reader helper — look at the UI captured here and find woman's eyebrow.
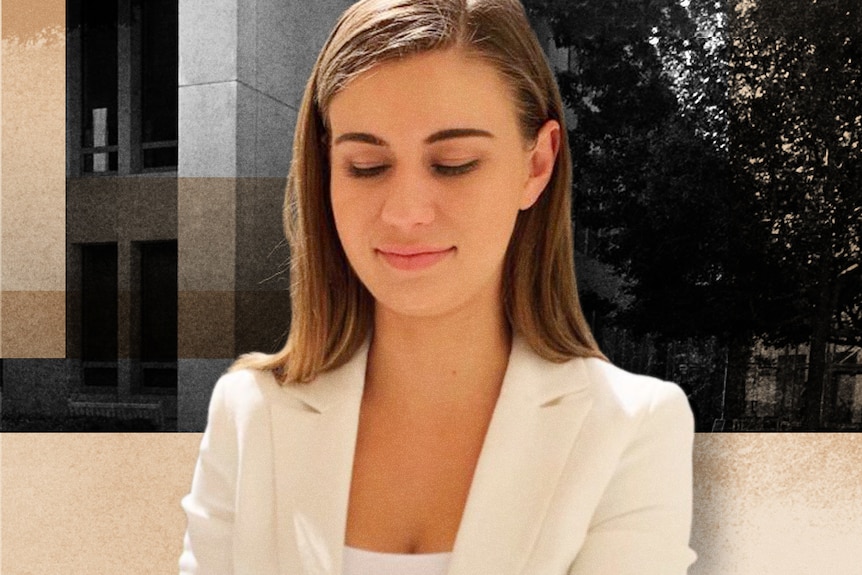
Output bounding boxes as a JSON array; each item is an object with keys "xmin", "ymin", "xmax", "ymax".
[
  {"xmin": 333, "ymin": 132, "xmax": 387, "ymax": 146},
  {"xmin": 425, "ymin": 128, "xmax": 495, "ymax": 144},
  {"xmin": 332, "ymin": 128, "xmax": 495, "ymax": 147}
]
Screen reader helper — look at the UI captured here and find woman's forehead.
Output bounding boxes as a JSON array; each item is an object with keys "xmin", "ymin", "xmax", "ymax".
[{"xmin": 326, "ymin": 48, "xmax": 521, "ymax": 140}]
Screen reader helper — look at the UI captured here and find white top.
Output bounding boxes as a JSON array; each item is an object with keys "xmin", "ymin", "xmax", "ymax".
[{"xmin": 342, "ymin": 546, "xmax": 452, "ymax": 575}]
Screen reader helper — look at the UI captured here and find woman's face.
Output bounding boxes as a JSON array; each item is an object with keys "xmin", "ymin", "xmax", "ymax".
[{"xmin": 328, "ymin": 48, "xmax": 558, "ymax": 319}]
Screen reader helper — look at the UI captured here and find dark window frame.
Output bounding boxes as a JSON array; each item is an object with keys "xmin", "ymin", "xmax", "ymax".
[
  {"xmin": 80, "ymin": 242, "xmax": 119, "ymax": 389},
  {"xmin": 131, "ymin": 240, "xmax": 178, "ymax": 393},
  {"xmin": 67, "ymin": 0, "xmax": 177, "ymax": 178}
]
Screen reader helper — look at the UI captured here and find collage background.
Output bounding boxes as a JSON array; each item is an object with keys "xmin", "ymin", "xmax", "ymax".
[{"xmin": 2, "ymin": 1, "xmax": 862, "ymax": 573}]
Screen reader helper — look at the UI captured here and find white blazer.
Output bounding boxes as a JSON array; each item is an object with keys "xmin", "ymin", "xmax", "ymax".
[{"xmin": 180, "ymin": 335, "xmax": 697, "ymax": 574}]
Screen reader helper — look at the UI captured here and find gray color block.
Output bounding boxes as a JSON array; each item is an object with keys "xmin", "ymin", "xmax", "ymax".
[
  {"xmin": 1, "ymin": 359, "xmax": 69, "ymax": 419},
  {"xmin": 178, "ymin": 358, "xmax": 234, "ymax": 431},
  {"xmin": 179, "ymin": 82, "xmax": 238, "ymax": 178},
  {"xmin": 179, "ymin": 0, "xmax": 238, "ymax": 86}
]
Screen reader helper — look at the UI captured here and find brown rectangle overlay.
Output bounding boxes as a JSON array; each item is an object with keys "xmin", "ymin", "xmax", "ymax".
[{"xmin": 0, "ymin": 291, "xmax": 66, "ymax": 358}]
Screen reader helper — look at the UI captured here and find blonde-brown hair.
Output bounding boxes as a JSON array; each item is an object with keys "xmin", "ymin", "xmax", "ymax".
[{"xmin": 232, "ymin": 0, "xmax": 605, "ymax": 383}]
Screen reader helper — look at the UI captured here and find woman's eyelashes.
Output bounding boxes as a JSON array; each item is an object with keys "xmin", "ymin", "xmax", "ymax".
[
  {"xmin": 346, "ymin": 159, "xmax": 480, "ymax": 179},
  {"xmin": 433, "ymin": 159, "xmax": 480, "ymax": 176},
  {"xmin": 348, "ymin": 164, "xmax": 389, "ymax": 178}
]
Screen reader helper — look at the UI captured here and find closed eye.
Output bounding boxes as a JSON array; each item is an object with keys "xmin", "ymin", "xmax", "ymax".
[
  {"xmin": 348, "ymin": 164, "xmax": 389, "ymax": 178},
  {"xmin": 433, "ymin": 160, "xmax": 479, "ymax": 176},
  {"xmin": 347, "ymin": 160, "xmax": 480, "ymax": 179}
]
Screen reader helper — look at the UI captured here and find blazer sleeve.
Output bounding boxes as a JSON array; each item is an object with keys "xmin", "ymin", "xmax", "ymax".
[
  {"xmin": 568, "ymin": 382, "xmax": 697, "ymax": 574},
  {"xmin": 179, "ymin": 377, "xmax": 238, "ymax": 575}
]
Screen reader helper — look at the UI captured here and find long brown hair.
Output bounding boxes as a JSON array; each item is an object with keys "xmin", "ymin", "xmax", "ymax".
[{"xmin": 232, "ymin": 0, "xmax": 605, "ymax": 383}]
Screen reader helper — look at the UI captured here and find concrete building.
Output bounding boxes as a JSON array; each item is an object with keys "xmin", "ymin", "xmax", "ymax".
[
  {"xmin": 173, "ymin": 0, "xmax": 353, "ymax": 431},
  {"xmin": 2, "ymin": 0, "xmax": 353, "ymax": 431}
]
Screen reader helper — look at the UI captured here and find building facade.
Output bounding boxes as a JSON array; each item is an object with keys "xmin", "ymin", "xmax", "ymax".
[{"xmin": 2, "ymin": 0, "xmax": 352, "ymax": 431}]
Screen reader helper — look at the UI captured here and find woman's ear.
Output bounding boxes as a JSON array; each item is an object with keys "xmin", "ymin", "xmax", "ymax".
[{"xmin": 519, "ymin": 119, "xmax": 560, "ymax": 210}]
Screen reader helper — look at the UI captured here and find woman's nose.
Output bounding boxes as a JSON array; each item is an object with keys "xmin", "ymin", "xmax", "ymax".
[{"xmin": 379, "ymin": 170, "xmax": 436, "ymax": 229}]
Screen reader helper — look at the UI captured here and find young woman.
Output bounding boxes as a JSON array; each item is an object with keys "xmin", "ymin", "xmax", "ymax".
[{"xmin": 180, "ymin": 1, "xmax": 697, "ymax": 574}]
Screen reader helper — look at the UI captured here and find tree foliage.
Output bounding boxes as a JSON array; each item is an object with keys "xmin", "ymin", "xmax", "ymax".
[
  {"xmin": 730, "ymin": 0, "xmax": 862, "ymax": 426},
  {"xmin": 525, "ymin": 0, "xmax": 736, "ymax": 340},
  {"xmin": 524, "ymin": 0, "xmax": 862, "ymax": 428}
]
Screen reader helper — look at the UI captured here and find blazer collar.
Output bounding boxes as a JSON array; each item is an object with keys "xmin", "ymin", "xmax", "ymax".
[
  {"xmin": 447, "ymin": 335, "xmax": 594, "ymax": 575},
  {"xmin": 278, "ymin": 335, "xmax": 589, "ymax": 411},
  {"xmin": 499, "ymin": 334, "xmax": 592, "ymax": 405},
  {"xmin": 278, "ymin": 338, "xmax": 370, "ymax": 414},
  {"xmin": 270, "ymin": 334, "xmax": 594, "ymax": 575}
]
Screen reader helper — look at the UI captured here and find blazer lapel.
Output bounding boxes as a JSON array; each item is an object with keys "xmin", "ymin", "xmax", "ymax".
[
  {"xmin": 270, "ymin": 341, "xmax": 368, "ymax": 575},
  {"xmin": 267, "ymin": 335, "xmax": 593, "ymax": 575},
  {"xmin": 447, "ymin": 335, "xmax": 594, "ymax": 575}
]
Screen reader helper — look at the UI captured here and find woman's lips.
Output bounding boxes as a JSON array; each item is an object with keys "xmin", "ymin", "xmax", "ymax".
[{"xmin": 376, "ymin": 246, "xmax": 455, "ymax": 271}]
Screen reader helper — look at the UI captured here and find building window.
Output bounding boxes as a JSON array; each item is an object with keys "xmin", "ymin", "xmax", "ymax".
[
  {"xmin": 137, "ymin": 240, "xmax": 177, "ymax": 389},
  {"xmin": 141, "ymin": 0, "xmax": 178, "ymax": 169},
  {"xmin": 68, "ymin": 0, "xmax": 177, "ymax": 176},
  {"xmin": 80, "ymin": 0, "xmax": 119, "ymax": 173},
  {"xmin": 81, "ymin": 243, "xmax": 118, "ymax": 387}
]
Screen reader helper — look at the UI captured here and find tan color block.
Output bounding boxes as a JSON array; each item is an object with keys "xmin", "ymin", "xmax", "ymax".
[
  {"xmin": 3, "ymin": 435, "xmax": 862, "ymax": 574},
  {"xmin": 65, "ymin": 177, "xmax": 122, "ymax": 242},
  {"xmin": 118, "ymin": 177, "xmax": 179, "ymax": 240},
  {"xmin": 235, "ymin": 289, "xmax": 290, "ymax": 355},
  {"xmin": 178, "ymin": 290, "xmax": 235, "ymax": 358},
  {"xmin": 1, "ymin": 27, "xmax": 66, "ymax": 292},
  {"xmin": 0, "ymin": 291, "xmax": 65, "ymax": 358},
  {"xmin": 1, "ymin": 434, "xmax": 202, "ymax": 575},
  {"xmin": 0, "ymin": 0, "xmax": 64, "ymax": 41},
  {"xmin": 691, "ymin": 434, "xmax": 862, "ymax": 574},
  {"xmin": 178, "ymin": 178, "xmax": 236, "ymax": 291},
  {"xmin": 66, "ymin": 176, "xmax": 179, "ymax": 244}
]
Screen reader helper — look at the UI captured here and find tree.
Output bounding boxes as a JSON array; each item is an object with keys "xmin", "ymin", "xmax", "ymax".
[
  {"xmin": 524, "ymin": 0, "xmax": 750, "ymax": 425},
  {"xmin": 525, "ymin": 0, "xmax": 861, "ymax": 429},
  {"xmin": 730, "ymin": 0, "xmax": 862, "ymax": 428},
  {"xmin": 525, "ymin": 0, "xmax": 735, "ymax": 331}
]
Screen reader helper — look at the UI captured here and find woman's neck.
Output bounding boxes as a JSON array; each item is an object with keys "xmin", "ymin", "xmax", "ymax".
[{"xmin": 364, "ymin": 298, "xmax": 511, "ymax": 408}]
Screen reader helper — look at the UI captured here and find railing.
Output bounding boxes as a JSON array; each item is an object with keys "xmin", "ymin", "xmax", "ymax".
[
  {"xmin": 731, "ymin": 417, "xmax": 795, "ymax": 432},
  {"xmin": 67, "ymin": 398, "xmax": 164, "ymax": 430}
]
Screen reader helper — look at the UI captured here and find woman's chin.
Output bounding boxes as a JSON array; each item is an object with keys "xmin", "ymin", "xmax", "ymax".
[{"xmin": 372, "ymin": 296, "xmax": 456, "ymax": 320}]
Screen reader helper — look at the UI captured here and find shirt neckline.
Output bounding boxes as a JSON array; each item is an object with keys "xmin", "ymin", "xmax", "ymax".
[{"xmin": 343, "ymin": 545, "xmax": 453, "ymax": 558}]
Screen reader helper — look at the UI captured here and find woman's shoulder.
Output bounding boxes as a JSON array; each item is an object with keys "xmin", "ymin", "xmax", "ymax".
[
  {"xmin": 577, "ymin": 356, "xmax": 693, "ymax": 426},
  {"xmin": 208, "ymin": 366, "xmax": 283, "ymax": 418}
]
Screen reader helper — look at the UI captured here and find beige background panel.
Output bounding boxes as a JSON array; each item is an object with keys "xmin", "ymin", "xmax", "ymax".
[
  {"xmin": 1, "ymin": 27, "xmax": 65, "ymax": 292},
  {"xmin": 1, "ymin": 4, "xmax": 66, "ymax": 359},
  {"xmin": 690, "ymin": 434, "xmax": 862, "ymax": 574},
  {"xmin": 1, "ymin": 433, "xmax": 200, "ymax": 575},
  {"xmin": 2, "ymin": 434, "xmax": 862, "ymax": 574},
  {"xmin": 0, "ymin": 290, "xmax": 65, "ymax": 357}
]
